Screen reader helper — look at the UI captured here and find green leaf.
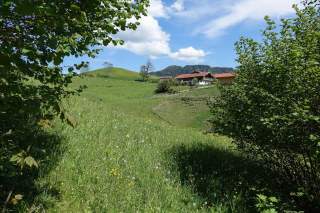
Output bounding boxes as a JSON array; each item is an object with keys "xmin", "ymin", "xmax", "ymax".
[
  {"xmin": 22, "ymin": 48, "xmax": 31, "ymax": 54},
  {"xmin": 24, "ymin": 156, "xmax": 38, "ymax": 168},
  {"xmin": 262, "ymin": 209, "xmax": 277, "ymax": 213},
  {"xmin": 53, "ymin": 57, "xmax": 63, "ymax": 66},
  {"xmin": 10, "ymin": 154, "xmax": 22, "ymax": 163},
  {"xmin": 268, "ymin": 197, "xmax": 278, "ymax": 203},
  {"xmin": 257, "ymin": 194, "xmax": 267, "ymax": 201}
]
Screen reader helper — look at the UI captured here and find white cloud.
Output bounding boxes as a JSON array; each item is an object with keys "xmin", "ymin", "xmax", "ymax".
[
  {"xmin": 116, "ymin": 15, "xmax": 171, "ymax": 56},
  {"xmin": 170, "ymin": 47, "xmax": 207, "ymax": 62},
  {"xmin": 196, "ymin": 0, "xmax": 299, "ymax": 38},
  {"xmin": 171, "ymin": 0, "xmax": 226, "ymax": 21},
  {"xmin": 170, "ymin": 0, "xmax": 185, "ymax": 12},
  {"xmin": 149, "ymin": 0, "xmax": 168, "ymax": 18},
  {"xmin": 113, "ymin": 0, "xmax": 207, "ymax": 62},
  {"xmin": 114, "ymin": 0, "xmax": 171, "ymax": 57}
]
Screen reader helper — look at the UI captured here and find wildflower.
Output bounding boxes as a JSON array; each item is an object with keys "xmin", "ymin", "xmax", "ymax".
[
  {"xmin": 128, "ymin": 181, "xmax": 135, "ymax": 187},
  {"xmin": 110, "ymin": 168, "xmax": 120, "ymax": 177}
]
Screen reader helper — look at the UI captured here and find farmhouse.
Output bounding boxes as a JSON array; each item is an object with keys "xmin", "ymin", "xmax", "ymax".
[
  {"xmin": 212, "ymin": 72, "xmax": 236, "ymax": 84},
  {"xmin": 175, "ymin": 71, "xmax": 236, "ymax": 85},
  {"xmin": 175, "ymin": 71, "xmax": 214, "ymax": 85}
]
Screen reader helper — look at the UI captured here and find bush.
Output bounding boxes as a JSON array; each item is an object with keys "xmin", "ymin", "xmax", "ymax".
[
  {"xmin": 155, "ymin": 80, "xmax": 175, "ymax": 94},
  {"xmin": 0, "ymin": 0, "xmax": 148, "ymax": 210},
  {"xmin": 191, "ymin": 78, "xmax": 199, "ymax": 86},
  {"xmin": 209, "ymin": 1, "xmax": 320, "ymax": 211},
  {"xmin": 180, "ymin": 81, "xmax": 188, "ymax": 86}
]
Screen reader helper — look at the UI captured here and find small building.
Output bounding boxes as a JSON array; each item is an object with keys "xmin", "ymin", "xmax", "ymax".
[
  {"xmin": 159, "ymin": 76, "xmax": 173, "ymax": 81},
  {"xmin": 212, "ymin": 72, "xmax": 236, "ymax": 84},
  {"xmin": 175, "ymin": 71, "xmax": 214, "ymax": 85}
]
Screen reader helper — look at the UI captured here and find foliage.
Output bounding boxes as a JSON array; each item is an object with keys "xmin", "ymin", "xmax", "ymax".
[
  {"xmin": 80, "ymin": 64, "xmax": 90, "ymax": 74},
  {"xmin": 191, "ymin": 78, "xmax": 199, "ymax": 86},
  {"xmin": 209, "ymin": 0, "xmax": 320, "ymax": 211},
  {"xmin": 0, "ymin": 0, "xmax": 148, "ymax": 209},
  {"xmin": 155, "ymin": 80, "xmax": 175, "ymax": 94},
  {"xmin": 255, "ymin": 194, "xmax": 279, "ymax": 213},
  {"xmin": 140, "ymin": 59, "xmax": 154, "ymax": 81}
]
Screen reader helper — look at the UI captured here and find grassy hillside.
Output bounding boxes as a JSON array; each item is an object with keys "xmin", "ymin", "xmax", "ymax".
[
  {"xmin": 83, "ymin": 67, "xmax": 159, "ymax": 82},
  {"xmin": 83, "ymin": 67, "xmax": 141, "ymax": 80},
  {"xmin": 21, "ymin": 74, "xmax": 279, "ymax": 212},
  {"xmin": 152, "ymin": 87, "xmax": 219, "ymax": 129}
]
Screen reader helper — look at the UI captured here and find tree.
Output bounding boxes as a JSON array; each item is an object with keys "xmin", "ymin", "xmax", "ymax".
[
  {"xmin": 103, "ymin": 61, "xmax": 114, "ymax": 68},
  {"xmin": 191, "ymin": 78, "xmax": 199, "ymax": 86},
  {"xmin": 140, "ymin": 59, "xmax": 154, "ymax": 81},
  {"xmin": 0, "ymin": 0, "xmax": 149, "ymax": 208},
  {"xmin": 209, "ymin": 1, "xmax": 319, "ymax": 210},
  {"xmin": 155, "ymin": 80, "xmax": 175, "ymax": 94},
  {"xmin": 80, "ymin": 63, "xmax": 90, "ymax": 74}
]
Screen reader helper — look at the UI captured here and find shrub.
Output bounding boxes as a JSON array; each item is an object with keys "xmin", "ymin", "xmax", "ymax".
[
  {"xmin": 180, "ymin": 81, "xmax": 188, "ymax": 86},
  {"xmin": 155, "ymin": 80, "xmax": 175, "ymax": 94},
  {"xmin": 0, "ymin": 0, "xmax": 148, "ymax": 209},
  {"xmin": 209, "ymin": 1, "xmax": 320, "ymax": 211},
  {"xmin": 191, "ymin": 78, "xmax": 199, "ymax": 86}
]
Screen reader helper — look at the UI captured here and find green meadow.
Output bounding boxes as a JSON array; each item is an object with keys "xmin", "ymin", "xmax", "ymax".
[{"xmin": 27, "ymin": 68, "xmax": 277, "ymax": 212}]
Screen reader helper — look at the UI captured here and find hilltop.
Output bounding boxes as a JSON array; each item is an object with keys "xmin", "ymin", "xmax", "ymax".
[
  {"xmin": 151, "ymin": 65, "xmax": 234, "ymax": 77},
  {"xmin": 82, "ymin": 67, "xmax": 159, "ymax": 81},
  {"xmin": 82, "ymin": 67, "xmax": 140, "ymax": 80}
]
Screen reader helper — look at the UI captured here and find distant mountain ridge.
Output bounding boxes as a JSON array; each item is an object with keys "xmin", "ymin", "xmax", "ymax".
[{"xmin": 151, "ymin": 65, "xmax": 234, "ymax": 77}]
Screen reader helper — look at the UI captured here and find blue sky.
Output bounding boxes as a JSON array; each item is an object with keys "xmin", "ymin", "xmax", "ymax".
[{"xmin": 63, "ymin": 0, "xmax": 299, "ymax": 72}]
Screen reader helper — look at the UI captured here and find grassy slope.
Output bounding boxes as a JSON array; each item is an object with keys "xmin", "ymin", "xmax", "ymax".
[
  {"xmin": 33, "ymin": 70, "xmax": 273, "ymax": 212},
  {"xmin": 83, "ymin": 67, "xmax": 159, "ymax": 81},
  {"xmin": 152, "ymin": 86, "xmax": 219, "ymax": 129},
  {"xmin": 83, "ymin": 67, "xmax": 140, "ymax": 80}
]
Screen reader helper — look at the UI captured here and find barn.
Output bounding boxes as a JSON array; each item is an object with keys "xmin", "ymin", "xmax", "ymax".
[
  {"xmin": 212, "ymin": 72, "xmax": 236, "ymax": 84},
  {"xmin": 175, "ymin": 71, "xmax": 236, "ymax": 85},
  {"xmin": 175, "ymin": 71, "xmax": 214, "ymax": 85}
]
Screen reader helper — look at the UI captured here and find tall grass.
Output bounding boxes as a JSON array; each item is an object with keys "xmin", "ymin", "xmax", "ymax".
[{"xmin": 19, "ymin": 76, "xmax": 284, "ymax": 212}]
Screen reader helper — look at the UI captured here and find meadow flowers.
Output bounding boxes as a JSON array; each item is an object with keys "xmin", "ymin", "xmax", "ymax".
[{"xmin": 110, "ymin": 168, "xmax": 120, "ymax": 177}]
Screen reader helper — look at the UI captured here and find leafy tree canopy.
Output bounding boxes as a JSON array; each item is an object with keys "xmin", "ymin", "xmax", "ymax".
[
  {"xmin": 209, "ymin": 0, "xmax": 319, "ymax": 210},
  {"xmin": 0, "ymin": 0, "xmax": 149, "ymax": 207},
  {"xmin": 140, "ymin": 59, "xmax": 153, "ymax": 81}
]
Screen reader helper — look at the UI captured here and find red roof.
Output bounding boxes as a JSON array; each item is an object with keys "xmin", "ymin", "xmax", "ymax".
[
  {"xmin": 175, "ymin": 71, "xmax": 236, "ymax": 80},
  {"xmin": 212, "ymin": 72, "xmax": 235, "ymax": 79},
  {"xmin": 176, "ymin": 71, "xmax": 211, "ymax": 79}
]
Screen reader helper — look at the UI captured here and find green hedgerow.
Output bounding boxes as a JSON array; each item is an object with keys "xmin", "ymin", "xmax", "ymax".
[{"xmin": 209, "ymin": 1, "xmax": 320, "ymax": 211}]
